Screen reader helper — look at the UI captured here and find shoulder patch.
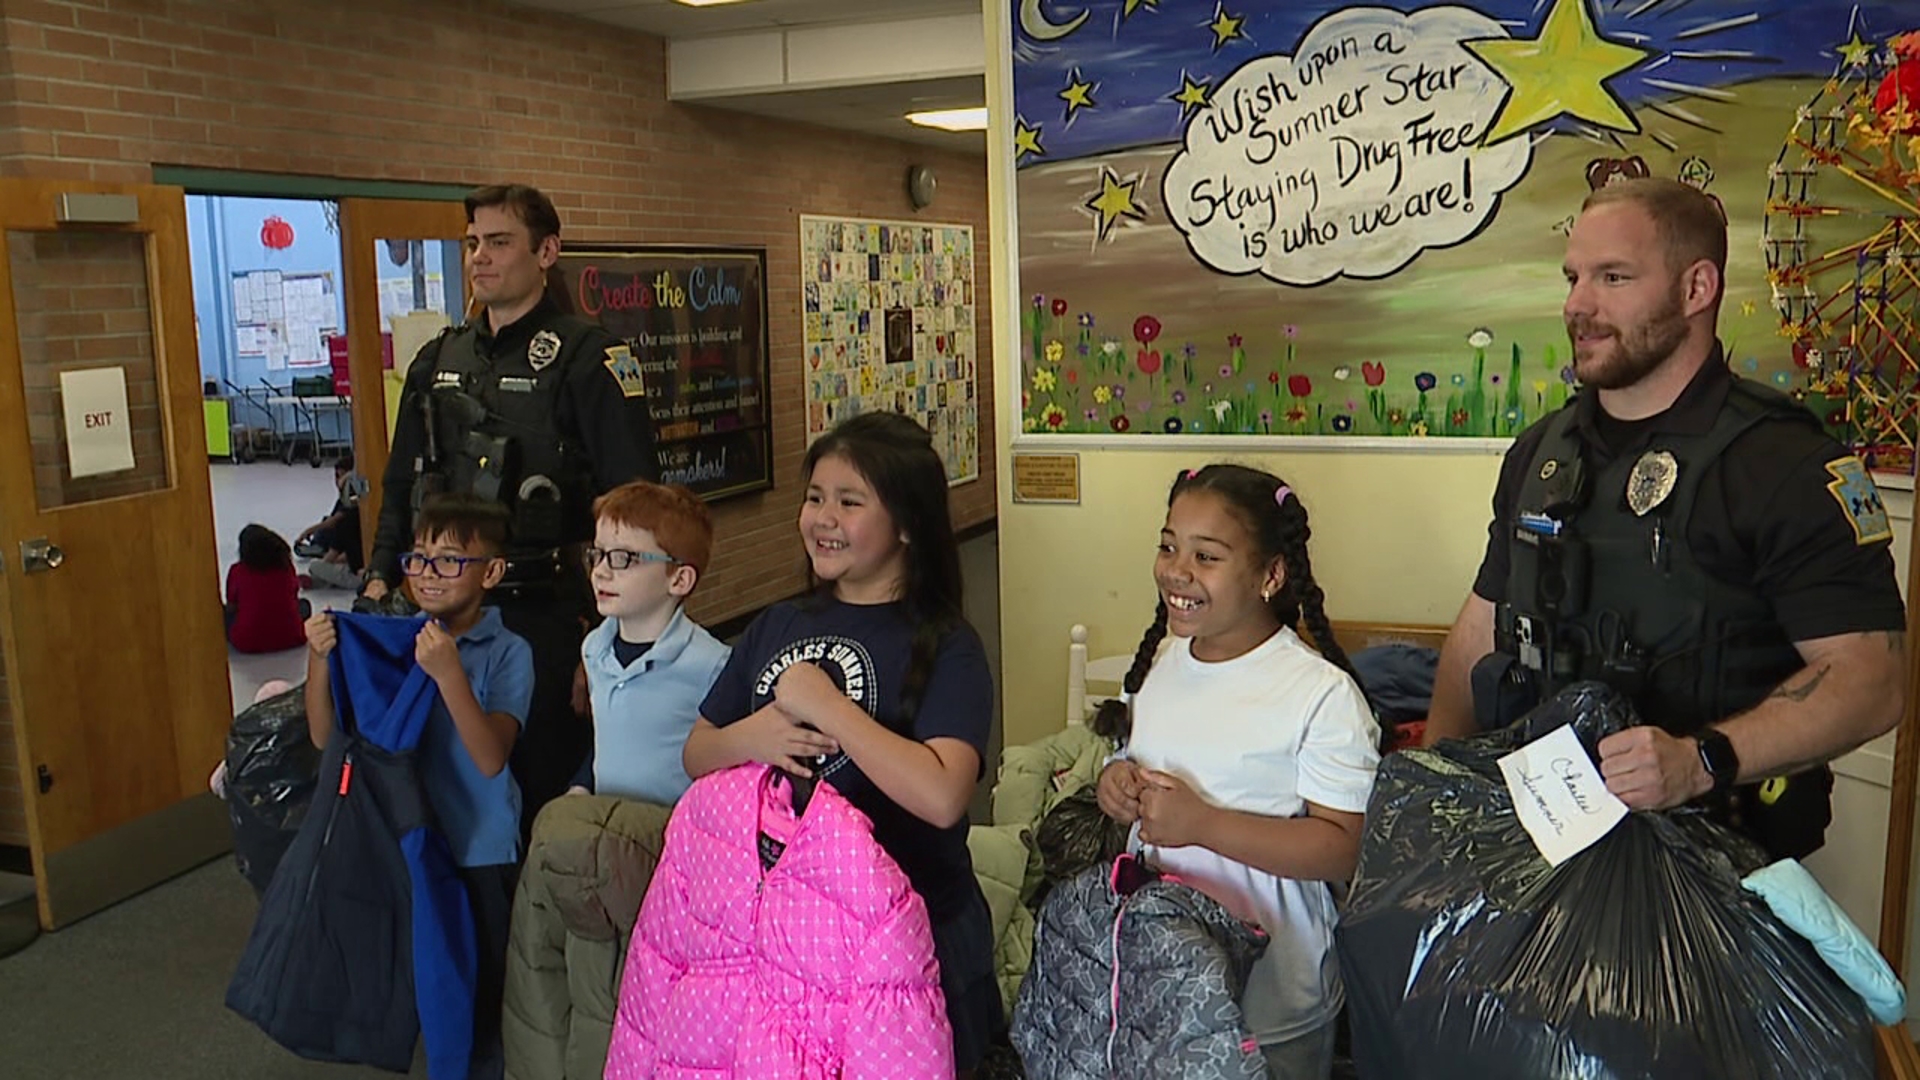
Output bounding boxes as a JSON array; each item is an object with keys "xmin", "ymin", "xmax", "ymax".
[
  {"xmin": 602, "ymin": 343, "xmax": 647, "ymax": 399},
  {"xmin": 1823, "ymin": 455, "xmax": 1893, "ymax": 545}
]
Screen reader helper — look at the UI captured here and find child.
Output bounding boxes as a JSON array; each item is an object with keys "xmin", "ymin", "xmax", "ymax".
[
  {"xmin": 303, "ymin": 493, "xmax": 532, "ymax": 1080},
  {"xmin": 1093, "ymin": 464, "xmax": 1380, "ymax": 1080},
  {"xmin": 568, "ymin": 480, "xmax": 730, "ymax": 803},
  {"xmin": 682, "ymin": 411, "xmax": 1001, "ymax": 1075},
  {"xmin": 297, "ymin": 451, "xmax": 369, "ymax": 591},
  {"xmin": 226, "ymin": 524, "xmax": 308, "ymax": 653}
]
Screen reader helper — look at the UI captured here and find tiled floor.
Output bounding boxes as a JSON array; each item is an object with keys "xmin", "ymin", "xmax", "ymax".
[{"xmin": 207, "ymin": 459, "xmax": 358, "ymax": 712}]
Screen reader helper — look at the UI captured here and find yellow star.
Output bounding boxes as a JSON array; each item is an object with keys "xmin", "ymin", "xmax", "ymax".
[
  {"xmin": 1084, "ymin": 166, "xmax": 1147, "ymax": 242},
  {"xmin": 1463, "ymin": 0, "xmax": 1650, "ymax": 146},
  {"xmin": 1124, "ymin": 0, "xmax": 1158, "ymax": 17},
  {"xmin": 1838, "ymin": 33, "xmax": 1876, "ymax": 69},
  {"xmin": 1169, "ymin": 71, "xmax": 1213, "ymax": 118},
  {"xmin": 1059, "ymin": 68, "xmax": 1097, "ymax": 123},
  {"xmin": 1207, "ymin": 2, "xmax": 1246, "ymax": 51},
  {"xmin": 1013, "ymin": 116, "xmax": 1044, "ymax": 161},
  {"xmin": 1741, "ymin": 300, "xmax": 1758, "ymax": 316}
]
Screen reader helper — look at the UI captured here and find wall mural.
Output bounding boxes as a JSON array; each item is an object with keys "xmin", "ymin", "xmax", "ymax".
[{"xmin": 1011, "ymin": 0, "xmax": 1920, "ymax": 466}]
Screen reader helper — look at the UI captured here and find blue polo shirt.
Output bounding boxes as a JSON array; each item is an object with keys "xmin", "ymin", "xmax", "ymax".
[
  {"xmin": 579, "ymin": 606, "xmax": 729, "ymax": 804},
  {"xmin": 416, "ymin": 607, "xmax": 533, "ymax": 868}
]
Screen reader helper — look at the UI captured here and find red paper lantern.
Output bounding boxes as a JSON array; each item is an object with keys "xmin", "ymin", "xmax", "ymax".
[{"xmin": 260, "ymin": 215, "xmax": 295, "ymax": 250}]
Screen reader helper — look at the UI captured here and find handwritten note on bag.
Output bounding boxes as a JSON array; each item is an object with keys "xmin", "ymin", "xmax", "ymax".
[{"xmin": 1498, "ymin": 723, "xmax": 1629, "ymax": 866}]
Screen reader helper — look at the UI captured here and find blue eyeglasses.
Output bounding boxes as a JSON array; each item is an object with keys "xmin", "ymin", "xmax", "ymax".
[
  {"xmin": 583, "ymin": 547, "xmax": 679, "ymax": 572},
  {"xmin": 399, "ymin": 552, "xmax": 491, "ymax": 578}
]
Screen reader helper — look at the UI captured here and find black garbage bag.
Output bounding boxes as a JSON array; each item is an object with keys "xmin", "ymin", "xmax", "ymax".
[
  {"xmin": 1031, "ymin": 787, "xmax": 1129, "ymax": 909},
  {"xmin": 224, "ymin": 684, "xmax": 320, "ymax": 895},
  {"xmin": 1336, "ymin": 681, "xmax": 1875, "ymax": 1080}
]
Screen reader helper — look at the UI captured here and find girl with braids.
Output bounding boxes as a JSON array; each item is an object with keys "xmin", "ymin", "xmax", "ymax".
[
  {"xmin": 1093, "ymin": 463, "xmax": 1380, "ymax": 1080},
  {"xmin": 682, "ymin": 411, "xmax": 1000, "ymax": 1074}
]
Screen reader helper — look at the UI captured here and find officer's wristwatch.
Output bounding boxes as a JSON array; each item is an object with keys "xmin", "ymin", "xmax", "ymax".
[{"xmin": 1694, "ymin": 728, "xmax": 1739, "ymax": 795}]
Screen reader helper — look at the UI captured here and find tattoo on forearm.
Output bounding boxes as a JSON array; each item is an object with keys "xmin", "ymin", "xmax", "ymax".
[{"xmin": 1769, "ymin": 665, "xmax": 1832, "ymax": 704}]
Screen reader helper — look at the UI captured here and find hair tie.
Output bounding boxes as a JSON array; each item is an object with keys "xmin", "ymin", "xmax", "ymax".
[
  {"xmin": 1275, "ymin": 485, "xmax": 1293, "ymax": 508},
  {"xmin": 1185, "ymin": 468, "xmax": 1199, "ymax": 480}
]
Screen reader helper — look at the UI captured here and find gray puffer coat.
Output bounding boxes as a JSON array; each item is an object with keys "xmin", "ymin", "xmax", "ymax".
[{"xmin": 1011, "ymin": 855, "xmax": 1272, "ymax": 1079}]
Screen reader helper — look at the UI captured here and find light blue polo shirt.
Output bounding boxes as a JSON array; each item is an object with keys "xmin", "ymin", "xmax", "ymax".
[
  {"xmin": 416, "ymin": 607, "xmax": 533, "ymax": 868},
  {"xmin": 582, "ymin": 606, "xmax": 729, "ymax": 805}
]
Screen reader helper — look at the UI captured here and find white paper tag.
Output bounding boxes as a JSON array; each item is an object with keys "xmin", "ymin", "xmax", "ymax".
[{"xmin": 1498, "ymin": 723, "xmax": 1630, "ymax": 866}]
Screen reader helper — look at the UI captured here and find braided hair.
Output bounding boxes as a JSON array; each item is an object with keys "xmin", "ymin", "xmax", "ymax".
[{"xmin": 1093, "ymin": 464, "xmax": 1364, "ymax": 745}]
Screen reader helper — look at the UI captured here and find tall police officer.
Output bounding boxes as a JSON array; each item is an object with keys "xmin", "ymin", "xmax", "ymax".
[
  {"xmin": 365, "ymin": 183, "xmax": 657, "ymax": 835},
  {"xmin": 1426, "ymin": 178, "xmax": 1906, "ymax": 859}
]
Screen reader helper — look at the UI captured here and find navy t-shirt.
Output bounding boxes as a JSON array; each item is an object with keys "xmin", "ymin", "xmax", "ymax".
[{"xmin": 700, "ymin": 596, "xmax": 994, "ymax": 923}]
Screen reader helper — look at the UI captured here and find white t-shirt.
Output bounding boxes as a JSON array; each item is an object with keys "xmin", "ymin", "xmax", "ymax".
[{"xmin": 1124, "ymin": 626, "xmax": 1380, "ymax": 1046}]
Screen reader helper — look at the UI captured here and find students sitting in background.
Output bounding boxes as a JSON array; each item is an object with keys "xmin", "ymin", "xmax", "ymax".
[
  {"xmin": 226, "ymin": 524, "xmax": 308, "ymax": 654},
  {"xmin": 568, "ymin": 480, "xmax": 729, "ymax": 804},
  {"xmin": 297, "ymin": 451, "xmax": 369, "ymax": 591}
]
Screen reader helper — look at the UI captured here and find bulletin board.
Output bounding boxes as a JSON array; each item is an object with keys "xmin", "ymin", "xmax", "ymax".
[
  {"xmin": 554, "ymin": 246, "xmax": 773, "ymax": 502},
  {"xmin": 231, "ymin": 269, "xmax": 340, "ymax": 371},
  {"xmin": 800, "ymin": 215, "xmax": 979, "ymax": 485}
]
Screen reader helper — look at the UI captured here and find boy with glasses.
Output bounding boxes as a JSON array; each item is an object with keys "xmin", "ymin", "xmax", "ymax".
[
  {"xmin": 303, "ymin": 493, "xmax": 532, "ymax": 1079},
  {"xmin": 567, "ymin": 480, "xmax": 729, "ymax": 803}
]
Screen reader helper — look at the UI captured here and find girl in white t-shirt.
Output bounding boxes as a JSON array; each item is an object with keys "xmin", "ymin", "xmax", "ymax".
[{"xmin": 1094, "ymin": 463, "xmax": 1381, "ymax": 1079}]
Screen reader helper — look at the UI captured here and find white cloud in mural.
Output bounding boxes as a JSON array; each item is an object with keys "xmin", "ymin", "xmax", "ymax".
[{"xmin": 1163, "ymin": 6, "xmax": 1533, "ymax": 286}]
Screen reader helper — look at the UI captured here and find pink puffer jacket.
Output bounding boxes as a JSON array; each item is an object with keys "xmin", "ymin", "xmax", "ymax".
[{"xmin": 604, "ymin": 764, "xmax": 953, "ymax": 1079}]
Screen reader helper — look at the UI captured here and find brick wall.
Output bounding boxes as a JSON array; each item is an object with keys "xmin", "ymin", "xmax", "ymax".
[{"xmin": 0, "ymin": 0, "xmax": 997, "ymax": 625}]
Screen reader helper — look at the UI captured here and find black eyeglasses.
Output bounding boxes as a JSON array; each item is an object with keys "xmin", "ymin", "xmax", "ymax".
[
  {"xmin": 583, "ymin": 547, "xmax": 679, "ymax": 572},
  {"xmin": 399, "ymin": 552, "xmax": 491, "ymax": 578}
]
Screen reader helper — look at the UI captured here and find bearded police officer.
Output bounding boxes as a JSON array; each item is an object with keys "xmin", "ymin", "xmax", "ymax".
[
  {"xmin": 1426, "ymin": 178, "xmax": 1906, "ymax": 860},
  {"xmin": 365, "ymin": 183, "xmax": 657, "ymax": 834}
]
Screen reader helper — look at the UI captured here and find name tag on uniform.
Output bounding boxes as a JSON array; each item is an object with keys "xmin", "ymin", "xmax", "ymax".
[
  {"xmin": 433, "ymin": 371, "xmax": 461, "ymax": 387},
  {"xmin": 498, "ymin": 377, "xmax": 537, "ymax": 393}
]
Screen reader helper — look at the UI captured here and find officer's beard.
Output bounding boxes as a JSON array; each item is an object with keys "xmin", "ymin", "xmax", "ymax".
[{"xmin": 1566, "ymin": 287, "xmax": 1689, "ymax": 391}]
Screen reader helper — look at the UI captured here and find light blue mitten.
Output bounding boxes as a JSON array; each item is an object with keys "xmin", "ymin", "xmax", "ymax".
[{"xmin": 1741, "ymin": 858, "xmax": 1907, "ymax": 1026}]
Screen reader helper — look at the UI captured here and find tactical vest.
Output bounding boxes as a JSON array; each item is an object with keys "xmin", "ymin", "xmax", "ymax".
[
  {"xmin": 423, "ymin": 316, "xmax": 598, "ymax": 554},
  {"xmin": 1497, "ymin": 378, "xmax": 1831, "ymax": 858}
]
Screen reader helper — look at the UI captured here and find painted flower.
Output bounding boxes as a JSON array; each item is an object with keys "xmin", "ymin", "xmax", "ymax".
[
  {"xmin": 1077, "ymin": 312, "xmax": 1095, "ymax": 328},
  {"xmin": 1044, "ymin": 340, "xmax": 1064, "ymax": 363},
  {"xmin": 1410, "ymin": 420, "xmax": 1430, "ymax": 437},
  {"xmin": 1560, "ymin": 364, "xmax": 1577, "ymax": 385},
  {"xmin": 1362, "ymin": 362, "xmax": 1386, "ymax": 387},
  {"xmin": 1033, "ymin": 368, "xmax": 1057, "ymax": 392},
  {"xmin": 1112, "ymin": 385, "xmax": 1126, "ymax": 400},
  {"xmin": 1387, "ymin": 407, "xmax": 1406, "ymax": 426},
  {"xmin": 1023, "ymin": 416, "xmax": 1037, "ymax": 432},
  {"xmin": 1137, "ymin": 349, "xmax": 1162, "ymax": 375},
  {"xmin": 1333, "ymin": 365, "xmax": 1352, "ymax": 381},
  {"xmin": 1450, "ymin": 373, "xmax": 1466, "ymax": 387},
  {"xmin": 1219, "ymin": 364, "xmax": 1234, "ymax": 378},
  {"xmin": 1772, "ymin": 371, "xmax": 1793, "ymax": 386},
  {"xmin": 1084, "ymin": 408, "xmax": 1098, "ymax": 422},
  {"xmin": 1244, "ymin": 382, "xmax": 1256, "ymax": 395},
  {"xmin": 1067, "ymin": 369, "xmax": 1079, "ymax": 384},
  {"xmin": 1451, "ymin": 408, "xmax": 1470, "ymax": 427},
  {"xmin": 1042, "ymin": 403, "xmax": 1067, "ymax": 429},
  {"xmin": 1092, "ymin": 384, "xmax": 1112, "ymax": 404},
  {"xmin": 1110, "ymin": 414, "xmax": 1131, "ymax": 432},
  {"xmin": 1331, "ymin": 414, "xmax": 1354, "ymax": 433},
  {"xmin": 1467, "ymin": 328, "xmax": 1494, "ymax": 349},
  {"xmin": 1285, "ymin": 406, "xmax": 1307, "ymax": 423},
  {"xmin": 1172, "ymin": 389, "xmax": 1187, "ymax": 405},
  {"xmin": 1203, "ymin": 383, "xmax": 1213, "ymax": 394},
  {"xmin": 1227, "ymin": 333, "xmax": 1243, "ymax": 347},
  {"xmin": 1032, "ymin": 294, "xmax": 1045, "ymax": 309},
  {"xmin": 1283, "ymin": 324, "xmax": 1299, "ymax": 338},
  {"xmin": 1182, "ymin": 342, "xmax": 1198, "ymax": 360},
  {"xmin": 1022, "ymin": 390, "xmax": 1030, "ymax": 411},
  {"xmin": 1164, "ymin": 417, "xmax": 1184, "ymax": 434},
  {"xmin": 1269, "ymin": 371, "xmax": 1282, "ymax": 385},
  {"xmin": 1211, "ymin": 400, "xmax": 1232, "ymax": 421},
  {"xmin": 1077, "ymin": 341, "xmax": 1091, "ymax": 356},
  {"xmin": 1532, "ymin": 379, "xmax": 1549, "ymax": 395},
  {"xmin": 1133, "ymin": 315, "xmax": 1162, "ymax": 344},
  {"xmin": 1260, "ymin": 409, "xmax": 1275, "ymax": 425},
  {"xmin": 1101, "ymin": 338, "xmax": 1121, "ymax": 356},
  {"xmin": 1051, "ymin": 297, "xmax": 1069, "ymax": 317},
  {"xmin": 1490, "ymin": 374, "xmax": 1502, "ymax": 385},
  {"xmin": 1414, "ymin": 371, "xmax": 1437, "ymax": 392},
  {"xmin": 1503, "ymin": 407, "xmax": 1522, "ymax": 425},
  {"xmin": 1288, "ymin": 374, "xmax": 1312, "ymax": 397},
  {"xmin": 1191, "ymin": 420, "xmax": 1205, "ymax": 432}
]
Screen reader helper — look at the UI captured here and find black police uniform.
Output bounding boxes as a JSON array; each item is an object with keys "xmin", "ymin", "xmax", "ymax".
[
  {"xmin": 369, "ymin": 295, "xmax": 658, "ymax": 838},
  {"xmin": 1471, "ymin": 345, "xmax": 1903, "ymax": 858}
]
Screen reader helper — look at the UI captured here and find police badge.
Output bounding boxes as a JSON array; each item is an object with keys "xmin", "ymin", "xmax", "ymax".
[
  {"xmin": 528, "ymin": 329, "xmax": 562, "ymax": 371},
  {"xmin": 1626, "ymin": 449, "xmax": 1678, "ymax": 516}
]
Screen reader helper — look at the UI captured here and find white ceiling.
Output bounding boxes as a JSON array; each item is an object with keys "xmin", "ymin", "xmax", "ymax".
[{"xmin": 505, "ymin": 0, "xmax": 986, "ymax": 151}]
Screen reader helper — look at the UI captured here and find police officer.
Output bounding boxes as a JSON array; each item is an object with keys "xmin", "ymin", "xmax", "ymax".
[
  {"xmin": 365, "ymin": 183, "xmax": 657, "ymax": 835},
  {"xmin": 1426, "ymin": 178, "xmax": 1906, "ymax": 860}
]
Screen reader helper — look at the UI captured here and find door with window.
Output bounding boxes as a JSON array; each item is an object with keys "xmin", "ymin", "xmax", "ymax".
[
  {"xmin": 0, "ymin": 179, "xmax": 230, "ymax": 928},
  {"xmin": 336, "ymin": 198, "xmax": 470, "ymax": 565}
]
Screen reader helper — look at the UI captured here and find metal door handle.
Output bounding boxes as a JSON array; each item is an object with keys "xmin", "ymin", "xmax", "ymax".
[{"xmin": 21, "ymin": 539, "xmax": 64, "ymax": 573}]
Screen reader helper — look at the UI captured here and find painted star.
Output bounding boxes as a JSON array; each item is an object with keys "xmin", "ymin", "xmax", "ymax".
[
  {"xmin": 1084, "ymin": 166, "xmax": 1148, "ymax": 243},
  {"xmin": 1838, "ymin": 33, "xmax": 1877, "ymax": 69},
  {"xmin": 1741, "ymin": 300, "xmax": 1758, "ymax": 316},
  {"xmin": 1013, "ymin": 116, "xmax": 1044, "ymax": 161},
  {"xmin": 1169, "ymin": 71, "xmax": 1213, "ymax": 119},
  {"xmin": 1463, "ymin": 0, "xmax": 1650, "ymax": 146},
  {"xmin": 1059, "ymin": 68, "xmax": 1097, "ymax": 124},
  {"xmin": 1123, "ymin": 0, "xmax": 1158, "ymax": 17},
  {"xmin": 1207, "ymin": 2, "xmax": 1246, "ymax": 51}
]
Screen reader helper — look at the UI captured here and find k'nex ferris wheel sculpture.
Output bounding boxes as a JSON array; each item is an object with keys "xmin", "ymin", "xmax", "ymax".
[{"xmin": 1763, "ymin": 26, "xmax": 1920, "ymax": 472}]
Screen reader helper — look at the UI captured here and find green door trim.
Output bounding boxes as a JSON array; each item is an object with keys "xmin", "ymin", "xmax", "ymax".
[{"xmin": 151, "ymin": 166, "xmax": 471, "ymax": 202}]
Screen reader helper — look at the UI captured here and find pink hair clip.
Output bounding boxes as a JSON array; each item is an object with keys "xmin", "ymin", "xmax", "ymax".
[
  {"xmin": 1275, "ymin": 485, "xmax": 1293, "ymax": 507},
  {"xmin": 1185, "ymin": 468, "xmax": 1199, "ymax": 479}
]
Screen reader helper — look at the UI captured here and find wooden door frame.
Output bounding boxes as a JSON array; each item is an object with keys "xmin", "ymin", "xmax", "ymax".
[{"xmin": 336, "ymin": 198, "xmax": 469, "ymax": 568}]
